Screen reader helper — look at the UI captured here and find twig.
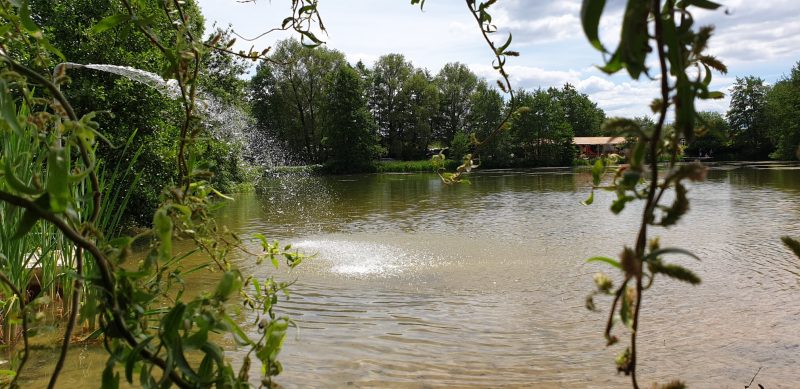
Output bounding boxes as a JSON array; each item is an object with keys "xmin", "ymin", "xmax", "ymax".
[{"xmin": 744, "ymin": 366, "xmax": 762, "ymax": 388}]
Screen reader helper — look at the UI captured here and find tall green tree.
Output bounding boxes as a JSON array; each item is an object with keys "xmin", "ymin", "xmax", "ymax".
[
  {"xmin": 727, "ymin": 76, "xmax": 771, "ymax": 159},
  {"xmin": 465, "ymin": 80, "xmax": 509, "ymax": 166},
  {"xmin": 511, "ymin": 89, "xmax": 575, "ymax": 166},
  {"xmin": 398, "ymin": 70, "xmax": 439, "ymax": 159},
  {"xmin": 551, "ymin": 83, "xmax": 605, "ymax": 136},
  {"xmin": 368, "ymin": 54, "xmax": 415, "ymax": 159},
  {"xmin": 251, "ymin": 39, "xmax": 346, "ymax": 163},
  {"xmin": 685, "ymin": 111, "xmax": 730, "ymax": 158},
  {"xmin": 27, "ymin": 0, "xmax": 207, "ymax": 226},
  {"xmin": 765, "ymin": 62, "xmax": 800, "ymax": 160},
  {"xmin": 322, "ymin": 65, "xmax": 378, "ymax": 172},
  {"xmin": 434, "ymin": 62, "xmax": 478, "ymax": 144}
]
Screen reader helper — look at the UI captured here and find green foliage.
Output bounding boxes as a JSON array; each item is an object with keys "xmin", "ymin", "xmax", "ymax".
[
  {"xmin": 727, "ymin": 76, "xmax": 771, "ymax": 159},
  {"xmin": 765, "ymin": 62, "xmax": 800, "ymax": 161},
  {"xmin": 509, "ymin": 88, "xmax": 575, "ymax": 166},
  {"xmin": 0, "ymin": 1, "xmax": 321, "ymax": 387},
  {"xmin": 322, "ymin": 64, "xmax": 379, "ymax": 173},
  {"xmin": 684, "ymin": 111, "xmax": 730, "ymax": 158},
  {"xmin": 433, "ymin": 62, "xmax": 478, "ymax": 144},
  {"xmin": 551, "ymin": 83, "xmax": 605, "ymax": 136},
  {"xmin": 465, "ymin": 80, "xmax": 510, "ymax": 167},
  {"xmin": 375, "ymin": 159, "xmax": 458, "ymax": 173},
  {"xmin": 251, "ymin": 38, "xmax": 347, "ymax": 164},
  {"xmin": 449, "ymin": 132, "xmax": 472, "ymax": 164}
]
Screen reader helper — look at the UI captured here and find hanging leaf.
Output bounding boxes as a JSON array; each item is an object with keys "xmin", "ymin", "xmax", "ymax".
[
  {"xmin": 12, "ymin": 193, "xmax": 50, "ymax": 240},
  {"xmin": 47, "ymin": 145, "xmax": 71, "ymax": 212},
  {"xmin": 587, "ymin": 256, "xmax": 621, "ymax": 269},
  {"xmin": 581, "ymin": 0, "xmax": 607, "ymax": 51},
  {"xmin": 91, "ymin": 14, "xmax": 131, "ymax": 35},
  {"xmin": 153, "ymin": 208, "xmax": 173, "ymax": 261},
  {"xmin": 780, "ymin": 236, "xmax": 800, "ymax": 259}
]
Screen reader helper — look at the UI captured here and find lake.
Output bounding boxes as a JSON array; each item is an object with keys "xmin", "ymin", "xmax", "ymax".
[{"xmin": 21, "ymin": 162, "xmax": 800, "ymax": 388}]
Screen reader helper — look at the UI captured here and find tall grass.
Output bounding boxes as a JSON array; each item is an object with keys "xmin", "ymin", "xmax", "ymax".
[
  {"xmin": 0, "ymin": 102, "xmax": 75, "ymax": 343},
  {"xmin": 0, "ymin": 104, "xmax": 142, "ymax": 342}
]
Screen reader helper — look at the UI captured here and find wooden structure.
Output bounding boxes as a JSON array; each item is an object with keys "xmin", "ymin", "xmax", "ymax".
[{"xmin": 573, "ymin": 137, "xmax": 626, "ymax": 157}]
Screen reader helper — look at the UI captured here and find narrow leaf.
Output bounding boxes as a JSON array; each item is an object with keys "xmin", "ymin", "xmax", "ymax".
[
  {"xmin": 587, "ymin": 256, "xmax": 621, "ymax": 269},
  {"xmin": 581, "ymin": 0, "xmax": 607, "ymax": 51}
]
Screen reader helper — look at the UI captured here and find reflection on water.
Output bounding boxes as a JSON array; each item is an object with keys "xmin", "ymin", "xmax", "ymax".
[{"xmin": 20, "ymin": 162, "xmax": 800, "ymax": 388}]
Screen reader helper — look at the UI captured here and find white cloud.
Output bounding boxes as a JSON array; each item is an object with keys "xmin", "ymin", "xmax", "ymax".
[{"xmin": 196, "ymin": 0, "xmax": 796, "ymax": 120}]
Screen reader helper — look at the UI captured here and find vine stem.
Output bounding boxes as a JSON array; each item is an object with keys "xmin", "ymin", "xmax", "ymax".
[
  {"xmin": 0, "ymin": 190, "xmax": 192, "ymax": 389},
  {"xmin": 627, "ymin": 0, "xmax": 674, "ymax": 387}
]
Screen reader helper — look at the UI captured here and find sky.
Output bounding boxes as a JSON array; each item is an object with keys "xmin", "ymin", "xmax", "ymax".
[{"xmin": 195, "ymin": 0, "xmax": 800, "ymax": 118}]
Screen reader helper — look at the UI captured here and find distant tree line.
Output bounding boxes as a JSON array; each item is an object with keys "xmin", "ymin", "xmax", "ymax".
[
  {"xmin": 687, "ymin": 61, "xmax": 800, "ymax": 161},
  {"xmin": 249, "ymin": 38, "xmax": 607, "ymax": 171}
]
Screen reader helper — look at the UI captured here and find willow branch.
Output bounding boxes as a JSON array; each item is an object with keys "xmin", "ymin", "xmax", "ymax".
[
  {"xmin": 465, "ymin": 0, "xmax": 515, "ymax": 145},
  {"xmin": 0, "ymin": 190, "xmax": 191, "ymax": 388}
]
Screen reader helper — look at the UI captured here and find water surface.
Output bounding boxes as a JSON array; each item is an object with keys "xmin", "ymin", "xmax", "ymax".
[{"xmin": 22, "ymin": 162, "xmax": 800, "ymax": 388}]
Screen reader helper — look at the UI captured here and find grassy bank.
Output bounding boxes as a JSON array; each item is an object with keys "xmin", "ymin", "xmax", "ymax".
[{"xmin": 375, "ymin": 159, "xmax": 459, "ymax": 173}]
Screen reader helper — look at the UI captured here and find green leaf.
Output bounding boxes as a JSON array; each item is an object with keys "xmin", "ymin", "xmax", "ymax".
[
  {"xmin": 781, "ymin": 236, "xmax": 800, "ymax": 259},
  {"xmin": 12, "ymin": 193, "xmax": 50, "ymax": 240},
  {"xmin": 0, "ymin": 82, "xmax": 24, "ymax": 135},
  {"xmin": 3, "ymin": 158, "xmax": 40, "ymax": 195},
  {"xmin": 91, "ymin": 14, "xmax": 131, "ymax": 35},
  {"xmin": 125, "ymin": 336, "xmax": 154, "ymax": 384},
  {"xmin": 214, "ymin": 271, "xmax": 242, "ymax": 300},
  {"xmin": 496, "ymin": 34, "xmax": 513, "ymax": 54},
  {"xmin": 223, "ymin": 316, "xmax": 253, "ymax": 346},
  {"xmin": 581, "ymin": 190, "xmax": 594, "ymax": 206},
  {"xmin": 153, "ymin": 208, "xmax": 172, "ymax": 261},
  {"xmin": 619, "ymin": 288, "xmax": 633, "ymax": 328},
  {"xmin": 591, "ymin": 159, "xmax": 604, "ymax": 186},
  {"xmin": 685, "ymin": 0, "xmax": 721, "ymax": 10},
  {"xmin": 643, "ymin": 247, "xmax": 700, "ymax": 262},
  {"xmin": 18, "ymin": 0, "xmax": 41, "ymax": 33},
  {"xmin": 618, "ymin": 0, "xmax": 650, "ymax": 79},
  {"xmin": 47, "ymin": 145, "xmax": 70, "ymax": 212},
  {"xmin": 650, "ymin": 262, "xmax": 701, "ymax": 285},
  {"xmin": 581, "ymin": 0, "xmax": 607, "ymax": 51},
  {"xmin": 587, "ymin": 256, "xmax": 621, "ymax": 269},
  {"xmin": 101, "ymin": 361, "xmax": 120, "ymax": 389}
]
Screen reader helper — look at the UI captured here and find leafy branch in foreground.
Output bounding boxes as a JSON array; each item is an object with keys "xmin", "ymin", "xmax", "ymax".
[
  {"xmin": 0, "ymin": 0, "xmax": 319, "ymax": 387},
  {"xmin": 580, "ymin": 0, "xmax": 727, "ymax": 387},
  {"xmin": 419, "ymin": 0, "xmax": 526, "ymax": 184}
]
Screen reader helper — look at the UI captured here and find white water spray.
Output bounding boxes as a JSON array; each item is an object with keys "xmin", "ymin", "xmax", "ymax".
[{"xmin": 64, "ymin": 62, "xmax": 287, "ymax": 169}]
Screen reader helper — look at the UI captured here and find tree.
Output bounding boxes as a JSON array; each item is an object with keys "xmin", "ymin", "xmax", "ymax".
[
  {"xmin": 251, "ymin": 39, "xmax": 347, "ymax": 163},
  {"xmin": 727, "ymin": 76, "xmax": 771, "ymax": 159},
  {"xmin": 511, "ymin": 89, "xmax": 575, "ymax": 166},
  {"xmin": 27, "ymin": 0, "xmax": 196, "ymax": 225},
  {"xmin": 685, "ymin": 111, "xmax": 730, "ymax": 158},
  {"xmin": 368, "ymin": 54, "xmax": 415, "ymax": 159},
  {"xmin": 397, "ymin": 70, "xmax": 440, "ymax": 159},
  {"xmin": 322, "ymin": 65, "xmax": 378, "ymax": 172},
  {"xmin": 434, "ymin": 62, "xmax": 478, "ymax": 144},
  {"xmin": 551, "ymin": 83, "xmax": 605, "ymax": 136},
  {"xmin": 465, "ymin": 80, "xmax": 509, "ymax": 166},
  {"xmin": 765, "ymin": 62, "xmax": 800, "ymax": 160}
]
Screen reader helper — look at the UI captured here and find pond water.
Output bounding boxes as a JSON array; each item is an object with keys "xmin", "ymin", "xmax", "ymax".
[{"xmin": 20, "ymin": 162, "xmax": 800, "ymax": 388}]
